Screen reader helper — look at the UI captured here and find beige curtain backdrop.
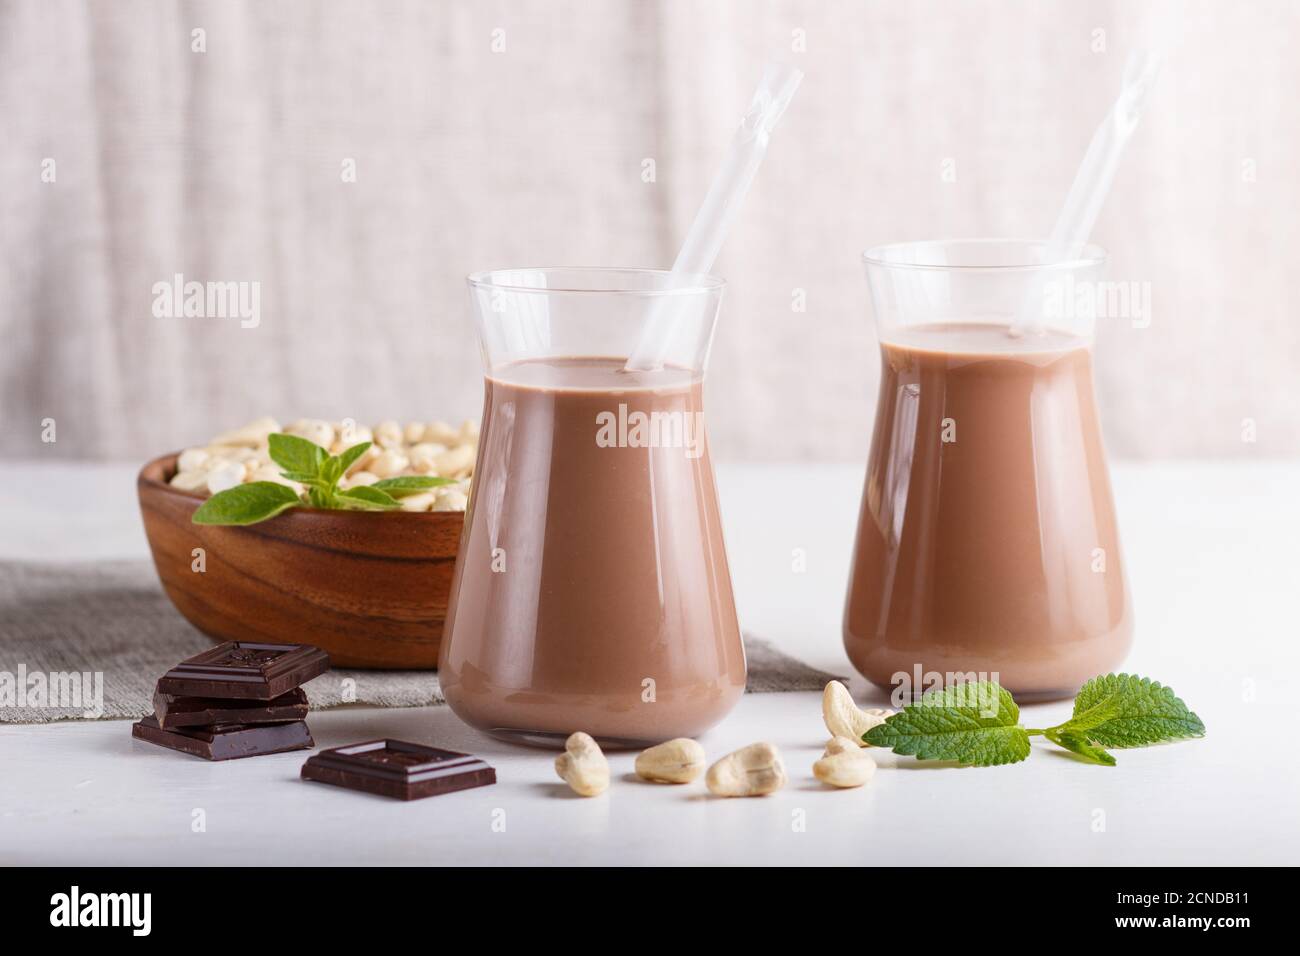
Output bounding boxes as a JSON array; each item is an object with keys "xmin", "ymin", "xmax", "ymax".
[{"xmin": 2, "ymin": 0, "xmax": 1297, "ymax": 462}]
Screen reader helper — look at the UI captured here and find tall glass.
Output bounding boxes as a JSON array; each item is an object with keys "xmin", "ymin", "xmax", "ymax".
[
  {"xmin": 439, "ymin": 268, "xmax": 745, "ymax": 746},
  {"xmin": 844, "ymin": 240, "xmax": 1132, "ymax": 702}
]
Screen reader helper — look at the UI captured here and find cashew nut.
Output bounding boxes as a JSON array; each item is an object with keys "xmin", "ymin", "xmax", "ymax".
[
  {"xmin": 434, "ymin": 444, "xmax": 476, "ymax": 478},
  {"xmin": 248, "ymin": 464, "xmax": 304, "ymax": 495},
  {"xmin": 205, "ymin": 460, "xmax": 246, "ymax": 494},
  {"xmin": 285, "ymin": 419, "xmax": 334, "ymax": 450},
  {"xmin": 431, "ymin": 489, "xmax": 468, "ymax": 512},
  {"xmin": 177, "ymin": 448, "xmax": 210, "ymax": 473},
  {"xmin": 373, "ymin": 420, "xmax": 403, "ymax": 449},
  {"xmin": 822, "ymin": 681, "xmax": 893, "ymax": 746},
  {"xmin": 425, "ymin": 420, "xmax": 459, "ymax": 445},
  {"xmin": 169, "ymin": 468, "xmax": 210, "ymax": 492},
  {"xmin": 823, "ymin": 736, "xmax": 860, "ymax": 756},
  {"xmin": 211, "ymin": 416, "xmax": 280, "ymax": 448},
  {"xmin": 370, "ymin": 449, "xmax": 410, "ymax": 478},
  {"xmin": 555, "ymin": 732, "xmax": 609, "ymax": 797},
  {"xmin": 332, "ymin": 422, "xmax": 373, "ymax": 451},
  {"xmin": 408, "ymin": 442, "xmax": 446, "ymax": 473},
  {"xmin": 813, "ymin": 736, "xmax": 877, "ymax": 789},
  {"xmin": 458, "ymin": 418, "xmax": 481, "ymax": 444},
  {"xmin": 635, "ymin": 738, "xmax": 706, "ymax": 784},
  {"xmin": 398, "ymin": 492, "xmax": 437, "ymax": 512},
  {"xmin": 705, "ymin": 742, "xmax": 786, "ymax": 797}
]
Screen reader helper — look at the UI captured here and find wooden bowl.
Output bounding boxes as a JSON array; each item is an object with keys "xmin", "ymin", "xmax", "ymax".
[{"xmin": 137, "ymin": 453, "xmax": 464, "ymax": 668}]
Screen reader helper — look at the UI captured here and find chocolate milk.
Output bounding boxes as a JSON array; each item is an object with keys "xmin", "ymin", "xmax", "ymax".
[
  {"xmin": 844, "ymin": 323, "xmax": 1132, "ymax": 701},
  {"xmin": 439, "ymin": 357, "xmax": 745, "ymax": 745}
]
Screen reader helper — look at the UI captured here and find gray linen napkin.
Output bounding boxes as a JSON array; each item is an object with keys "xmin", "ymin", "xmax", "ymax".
[{"xmin": 0, "ymin": 559, "xmax": 840, "ymax": 723}]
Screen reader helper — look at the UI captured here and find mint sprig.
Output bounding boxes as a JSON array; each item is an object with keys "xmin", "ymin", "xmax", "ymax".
[
  {"xmin": 190, "ymin": 481, "xmax": 302, "ymax": 526},
  {"xmin": 864, "ymin": 673, "xmax": 1204, "ymax": 767},
  {"xmin": 368, "ymin": 475, "xmax": 453, "ymax": 497},
  {"xmin": 191, "ymin": 432, "xmax": 456, "ymax": 525},
  {"xmin": 862, "ymin": 681, "xmax": 1030, "ymax": 767},
  {"xmin": 267, "ymin": 433, "xmax": 327, "ymax": 476},
  {"xmin": 1058, "ymin": 673, "xmax": 1205, "ymax": 748},
  {"xmin": 1044, "ymin": 727, "xmax": 1116, "ymax": 766},
  {"xmin": 334, "ymin": 485, "xmax": 402, "ymax": 510}
]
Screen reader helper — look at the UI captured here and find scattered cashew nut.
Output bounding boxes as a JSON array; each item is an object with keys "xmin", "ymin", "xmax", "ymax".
[
  {"xmin": 555, "ymin": 732, "xmax": 609, "ymax": 797},
  {"xmin": 822, "ymin": 681, "xmax": 893, "ymax": 746},
  {"xmin": 813, "ymin": 736, "xmax": 877, "ymax": 789},
  {"xmin": 705, "ymin": 742, "xmax": 787, "ymax": 797},
  {"xmin": 635, "ymin": 738, "xmax": 706, "ymax": 784}
]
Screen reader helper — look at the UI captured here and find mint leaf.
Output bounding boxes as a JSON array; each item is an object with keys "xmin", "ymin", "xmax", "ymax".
[
  {"xmin": 371, "ymin": 475, "xmax": 455, "ymax": 497},
  {"xmin": 1059, "ymin": 674, "xmax": 1205, "ymax": 748},
  {"xmin": 864, "ymin": 681, "xmax": 1031, "ymax": 766},
  {"xmin": 1045, "ymin": 727, "xmax": 1116, "ymax": 766},
  {"xmin": 268, "ymin": 433, "xmax": 327, "ymax": 476},
  {"xmin": 333, "ymin": 441, "xmax": 372, "ymax": 476},
  {"xmin": 278, "ymin": 470, "xmax": 328, "ymax": 485},
  {"xmin": 192, "ymin": 482, "xmax": 302, "ymax": 526},
  {"xmin": 306, "ymin": 485, "xmax": 335, "ymax": 509},
  {"xmin": 335, "ymin": 486, "xmax": 401, "ymax": 510},
  {"xmin": 319, "ymin": 441, "xmax": 372, "ymax": 488},
  {"xmin": 320, "ymin": 458, "xmax": 343, "ymax": 486}
]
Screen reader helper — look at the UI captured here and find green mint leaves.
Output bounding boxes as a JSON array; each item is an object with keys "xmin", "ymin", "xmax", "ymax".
[
  {"xmin": 1044, "ymin": 727, "xmax": 1117, "ymax": 767},
  {"xmin": 864, "ymin": 673, "xmax": 1204, "ymax": 767},
  {"xmin": 863, "ymin": 682, "xmax": 1030, "ymax": 767},
  {"xmin": 367, "ymin": 476, "xmax": 452, "ymax": 497},
  {"xmin": 267, "ymin": 433, "xmax": 327, "ymax": 476},
  {"xmin": 189, "ymin": 481, "xmax": 302, "ymax": 526},
  {"xmin": 191, "ymin": 433, "xmax": 456, "ymax": 525},
  {"xmin": 1060, "ymin": 674, "xmax": 1206, "ymax": 748}
]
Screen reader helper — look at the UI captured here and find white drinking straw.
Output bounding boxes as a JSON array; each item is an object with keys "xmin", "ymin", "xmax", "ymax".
[
  {"xmin": 1015, "ymin": 48, "xmax": 1164, "ymax": 335},
  {"xmin": 624, "ymin": 62, "xmax": 803, "ymax": 371}
]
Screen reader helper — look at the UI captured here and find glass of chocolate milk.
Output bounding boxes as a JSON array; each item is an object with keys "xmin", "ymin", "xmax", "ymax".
[
  {"xmin": 844, "ymin": 240, "xmax": 1132, "ymax": 702},
  {"xmin": 439, "ymin": 268, "xmax": 745, "ymax": 746}
]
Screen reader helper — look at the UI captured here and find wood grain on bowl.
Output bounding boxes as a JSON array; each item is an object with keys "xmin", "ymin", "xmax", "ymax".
[{"xmin": 138, "ymin": 453, "xmax": 464, "ymax": 668}]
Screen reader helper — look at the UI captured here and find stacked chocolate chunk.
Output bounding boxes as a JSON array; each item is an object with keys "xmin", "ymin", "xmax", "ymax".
[{"xmin": 133, "ymin": 641, "xmax": 329, "ymax": 760}]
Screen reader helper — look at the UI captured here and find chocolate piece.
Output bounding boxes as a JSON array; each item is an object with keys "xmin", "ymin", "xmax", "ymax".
[
  {"xmin": 155, "ymin": 641, "xmax": 329, "ymax": 700},
  {"xmin": 153, "ymin": 687, "xmax": 310, "ymax": 729},
  {"xmin": 132, "ymin": 715, "xmax": 314, "ymax": 760},
  {"xmin": 301, "ymin": 739, "xmax": 496, "ymax": 800}
]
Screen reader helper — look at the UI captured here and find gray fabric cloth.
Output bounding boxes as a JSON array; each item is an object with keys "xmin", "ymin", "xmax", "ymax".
[{"xmin": 0, "ymin": 559, "xmax": 840, "ymax": 722}]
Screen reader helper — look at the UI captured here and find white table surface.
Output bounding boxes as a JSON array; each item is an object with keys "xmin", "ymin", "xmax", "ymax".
[{"xmin": 1, "ymin": 460, "xmax": 1297, "ymax": 866}]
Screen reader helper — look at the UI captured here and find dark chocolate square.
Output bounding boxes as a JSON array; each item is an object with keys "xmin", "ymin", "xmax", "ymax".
[
  {"xmin": 155, "ymin": 641, "xmax": 329, "ymax": 700},
  {"xmin": 132, "ymin": 714, "xmax": 314, "ymax": 761},
  {"xmin": 301, "ymin": 739, "xmax": 496, "ymax": 800},
  {"xmin": 153, "ymin": 687, "xmax": 310, "ymax": 729}
]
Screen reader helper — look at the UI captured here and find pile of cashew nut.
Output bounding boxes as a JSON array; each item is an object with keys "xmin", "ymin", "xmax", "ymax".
[
  {"xmin": 168, "ymin": 415, "xmax": 477, "ymax": 512},
  {"xmin": 553, "ymin": 682, "xmax": 895, "ymax": 798}
]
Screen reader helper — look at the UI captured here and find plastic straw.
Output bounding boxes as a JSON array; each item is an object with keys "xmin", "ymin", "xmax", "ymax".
[
  {"xmin": 624, "ymin": 62, "xmax": 803, "ymax": 371},
  {"xmin": 1015, "ymin": 48, "xmax": 1163, "ymax": 335}
]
